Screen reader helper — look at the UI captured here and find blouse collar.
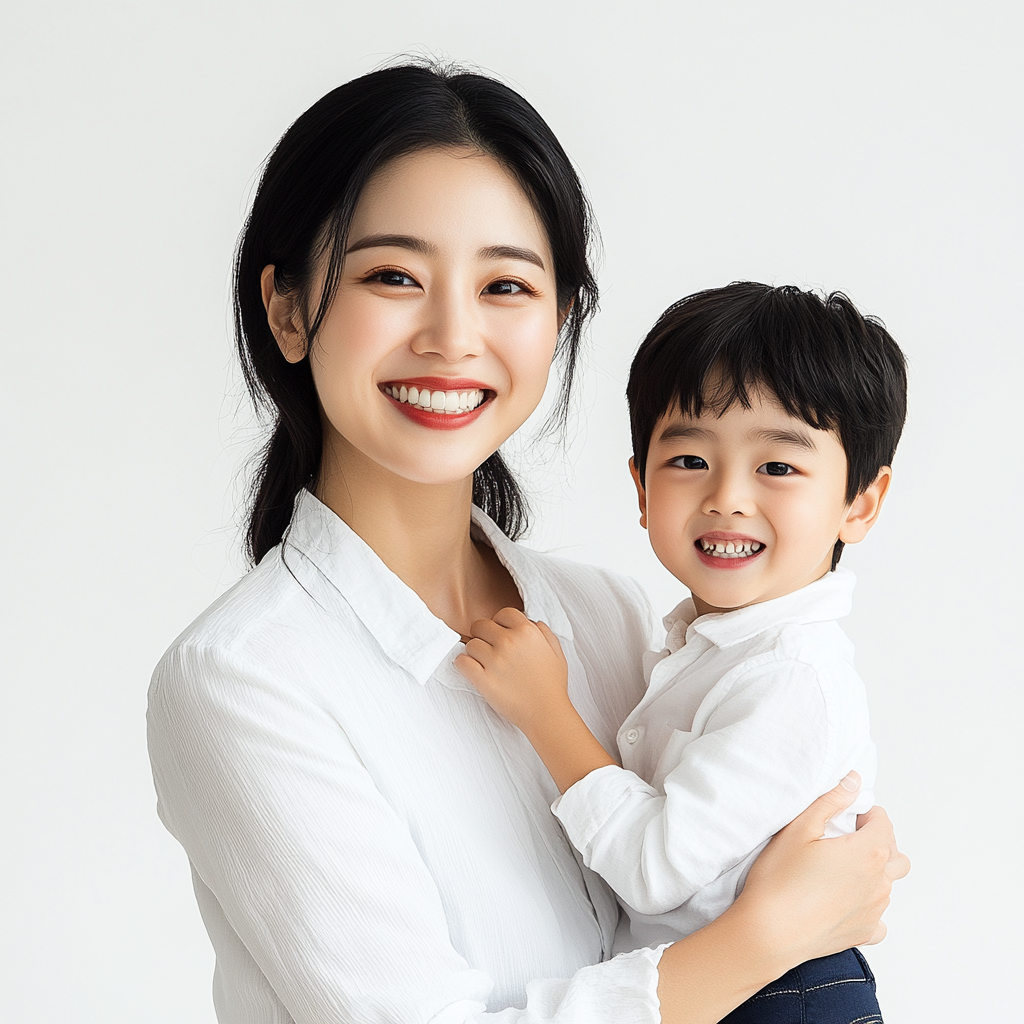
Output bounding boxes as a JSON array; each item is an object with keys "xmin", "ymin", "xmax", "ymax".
[{"xmin": 283, "ymin": 488, "xmax": 572, "ymax": 684}]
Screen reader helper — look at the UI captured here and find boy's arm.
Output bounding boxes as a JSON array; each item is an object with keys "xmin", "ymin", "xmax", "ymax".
[
  {"xmin": 454, "ymin": 608, "xmax": 617, "ymax": 793},
  {"xmin": 552, "ymin": 659, "xmax": 870, "ymax": 916}
]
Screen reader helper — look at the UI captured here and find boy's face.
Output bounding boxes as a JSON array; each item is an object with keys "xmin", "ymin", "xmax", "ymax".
[{"xmin": 631, "ymin": 388, "xmax": 890, "ymax": 616}]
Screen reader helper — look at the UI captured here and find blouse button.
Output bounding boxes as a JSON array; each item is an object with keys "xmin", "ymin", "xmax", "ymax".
[{"xmin": 624, "ymin": 728, "xmax": 640, "ymax": 744}]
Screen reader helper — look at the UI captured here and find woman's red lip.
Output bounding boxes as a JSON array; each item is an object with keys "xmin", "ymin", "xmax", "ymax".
[{"xmin": 381, "ymin": 376, "xmax": 491, "ymax": 391}]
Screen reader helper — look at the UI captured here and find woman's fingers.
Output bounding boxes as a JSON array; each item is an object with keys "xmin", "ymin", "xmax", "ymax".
[
  {"xmin": 738, "ymin": 777, "xmax": 908, "ymax": 964},
  {"xmin": 855, "ymin": 805, "xmax": 911, "ymax": 882},
  {"xmin": 786, "ymin": 771, "xmax": 861, "ymax": 841}
]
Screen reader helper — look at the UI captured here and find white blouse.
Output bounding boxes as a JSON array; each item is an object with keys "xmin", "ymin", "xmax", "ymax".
[{"xmin": 148, "ymin": 489, "xmax": 665, "ymax": 1024}]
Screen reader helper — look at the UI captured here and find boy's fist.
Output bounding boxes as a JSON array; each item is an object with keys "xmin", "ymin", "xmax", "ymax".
[{"xmin": 455, "ymin": 607, "xmax": 569, "ymax": 731}]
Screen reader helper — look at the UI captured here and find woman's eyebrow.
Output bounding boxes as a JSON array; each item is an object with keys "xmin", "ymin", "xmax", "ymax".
[
  {"xmin": 345, "ymin": 233, "xmax": 437, "ymax": 255},
  {"xmin": 477, "ymin": 244, "xmax": 546, "ymax": 270}
]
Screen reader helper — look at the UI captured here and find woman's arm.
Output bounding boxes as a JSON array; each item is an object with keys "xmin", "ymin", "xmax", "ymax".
[{"xmin": 657, "ymin": 779, "xmax": 908, "ymax": 1024}]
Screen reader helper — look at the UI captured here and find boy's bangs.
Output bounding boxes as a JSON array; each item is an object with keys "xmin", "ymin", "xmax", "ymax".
[{"xmin": 672, "ymin": 355, "xmax": 837, "ymax": 436}]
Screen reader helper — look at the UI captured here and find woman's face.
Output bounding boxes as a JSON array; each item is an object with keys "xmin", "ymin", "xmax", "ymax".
[{"xmin": 274, "ymin": 147, "xmax": 562, "ymax": 489}]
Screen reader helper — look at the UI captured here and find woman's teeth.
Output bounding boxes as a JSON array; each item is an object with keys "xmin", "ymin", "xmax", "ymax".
[
  {"xmin": 384, "ymin": 384, "xmax": 486, "ymax": 414},
  {"xmin": 698, "ymin": 539, "xmax": 763, "ymax": 558}
]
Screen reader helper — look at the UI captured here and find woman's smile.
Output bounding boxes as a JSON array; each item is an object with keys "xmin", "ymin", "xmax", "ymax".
[{"xmin": 379, "ymin": 376, "xmax": 492, "ymax": 430}]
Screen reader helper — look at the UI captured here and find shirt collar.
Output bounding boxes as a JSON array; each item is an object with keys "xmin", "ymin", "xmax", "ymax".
[
  {"xmin": 662, "ymin": 566, "xmax": 856, "ymax": 652},
  {"xmin": 283, "ymin": 489, "xmax": 572, "ymax": 685}
]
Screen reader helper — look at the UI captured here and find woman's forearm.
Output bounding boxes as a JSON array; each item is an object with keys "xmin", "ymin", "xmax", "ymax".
[{"xmin": 656, "ymin": 899, "xmax": 787, "ymax": 1024}]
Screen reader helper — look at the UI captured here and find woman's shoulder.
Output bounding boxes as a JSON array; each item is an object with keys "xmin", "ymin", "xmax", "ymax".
[{"xmin": 149, "ymin": 545, "xmax": 325, "ymax": 704}]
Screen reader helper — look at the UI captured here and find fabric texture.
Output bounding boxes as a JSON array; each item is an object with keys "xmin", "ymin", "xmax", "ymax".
[
  {"xmin": 720, "ymin": 948, "xmax": 881, "ymax": 1024},
  {"xmin": 148, "ymin": 489, "xmax": 666, "ymax": 1024},
  {"xmin": 552, "ymin": 567, "xmax": 876, "ymax": 952}
]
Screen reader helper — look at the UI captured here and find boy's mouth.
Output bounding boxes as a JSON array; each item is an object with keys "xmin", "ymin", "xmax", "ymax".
[{"xmin": 694, "ymin": 535, "xmax": 765, "ymax": 567}]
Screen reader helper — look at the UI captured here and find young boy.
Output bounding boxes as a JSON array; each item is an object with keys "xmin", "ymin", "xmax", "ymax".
[{"xmin": 456, "ymin": 282, "xmax": 907, "ymax": 1023}]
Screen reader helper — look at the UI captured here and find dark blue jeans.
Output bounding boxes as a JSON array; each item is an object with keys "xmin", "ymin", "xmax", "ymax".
[{"xmin": 720, "ymin": 948, "xmax": 881, "ymax": 1024}]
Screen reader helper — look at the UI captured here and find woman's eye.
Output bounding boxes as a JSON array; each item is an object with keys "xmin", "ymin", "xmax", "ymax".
[
  {"xmin": 484, "ymin": 279, "xmax": 526, "ymax": 296},
  {"xmin": 758, "ymin": 462, "xmax": 796, "ymax": 476},
  {"xmin": 672, "ymin": 455, "xmax": 708, "ymax": 470},
  {"xmin": 370, "ymin": 270, "xmax": 417, "ymax": 287}
]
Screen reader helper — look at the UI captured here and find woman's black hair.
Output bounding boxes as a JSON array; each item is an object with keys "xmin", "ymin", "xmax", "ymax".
[
  {"xmin": 626, "ymin": 282, "xmax": 908, "ymax": 568},
  {"xmin": 234, "ymin": 62, "xmax": 598, "ymax": 564}
]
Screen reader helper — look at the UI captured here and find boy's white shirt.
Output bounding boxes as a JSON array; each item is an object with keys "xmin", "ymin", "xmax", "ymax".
[{"xmin": 551, "ymin": 566, "xmax": 876, "ymax": 954}]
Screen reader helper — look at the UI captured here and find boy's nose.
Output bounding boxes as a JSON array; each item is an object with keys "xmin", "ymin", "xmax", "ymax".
[{"xmin": 701, "ymin": 473, "xmax": 755, "ymax": 517}]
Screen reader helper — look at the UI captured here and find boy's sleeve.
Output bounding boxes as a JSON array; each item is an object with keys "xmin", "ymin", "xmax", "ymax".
[{"xmin": 551, "ymin": 658, "xmax": 868, "ymax": 917}]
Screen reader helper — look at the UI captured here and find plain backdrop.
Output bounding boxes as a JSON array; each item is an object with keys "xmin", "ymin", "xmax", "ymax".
[{"xmin": 2, "ymin": 2, "xmax": 1021, "ymax": 1021}]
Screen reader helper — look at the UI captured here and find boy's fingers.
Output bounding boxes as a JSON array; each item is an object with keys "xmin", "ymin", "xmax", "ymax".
[
  {"xmin": 790, "ymin": 771, "xmax": 861, "ymax": 839},
  {"xmin": 535, "ymin": 621, "xmax": 564, "ymax": 658},
  {"xmin": 453, "ymin": 652, "xmax": 481, "ymax": 678},
  {"xmin": 492, "ymin": 607, "xmax": 530, "ymax": 628},
  {"xmin": 461, "ymin": 638, "xmax": 493, "ymax": 668},
  {"xmin": 468, "ymin": 618, "xmax": 505, "ymax": 645}
]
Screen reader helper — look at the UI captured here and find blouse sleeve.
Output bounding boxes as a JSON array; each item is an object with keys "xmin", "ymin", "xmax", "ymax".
[
  {"xmin": 552, "ymin": 659, "xmax": 858, "ymax": 917},
  {"xmin": 147, "ymin": 642, "xmax": 664, "ymax": 1024}
]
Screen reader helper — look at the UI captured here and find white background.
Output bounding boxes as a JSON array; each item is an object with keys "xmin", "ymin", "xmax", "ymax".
[{"xmin": 2, "ymin": 2, "xmax": 1021, "ymax": 1021}]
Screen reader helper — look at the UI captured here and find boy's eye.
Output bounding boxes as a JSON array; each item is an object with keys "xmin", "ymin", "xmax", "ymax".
[
  {"xmin": 758, "ymin": 461, "xmax": 796, "ymax": 476},
  {"xmin": 672, "ymin": 455, "xmax": 708, "ymax": 470}
]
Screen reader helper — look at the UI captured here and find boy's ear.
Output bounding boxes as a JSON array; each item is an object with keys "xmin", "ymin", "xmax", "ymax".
[
  {"xmin": 261, "ymin": 264, "xmax": 307, "ymax": 363},
  {"xmin": 839, "ymin": 466, "xmax": 892, "ymax": 545},
  {"xmin": 628, "ymin": 458, "xmax": 648, "ymax": 530}
]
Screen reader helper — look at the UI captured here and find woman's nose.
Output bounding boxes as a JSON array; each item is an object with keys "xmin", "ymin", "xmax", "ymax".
[{"xmin": 410, "ymin": 290, "xmax": 486, "ymax": 362}]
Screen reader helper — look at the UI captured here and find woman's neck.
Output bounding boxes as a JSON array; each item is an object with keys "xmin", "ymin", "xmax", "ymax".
[{"xmin": 315, "ymin": 437, "xmax": 522, "ymax": 637}]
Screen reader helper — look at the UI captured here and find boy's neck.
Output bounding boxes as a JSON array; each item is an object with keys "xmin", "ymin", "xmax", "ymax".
[{"xmin": 690, "ymin": 567, "xmax": 832, "ymax": 618}]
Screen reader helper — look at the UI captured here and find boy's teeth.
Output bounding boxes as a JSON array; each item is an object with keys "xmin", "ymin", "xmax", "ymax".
[
  {"xmin": 385, "ymin": 385, "xmax": 485, "ymax": 414},
  {"xmin": 698, "ymin": 539, "xmax": 763, "ymax": 558}
]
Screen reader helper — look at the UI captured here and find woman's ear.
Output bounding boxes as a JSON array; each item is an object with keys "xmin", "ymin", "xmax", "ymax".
[
  {"xmin": 839, "ymin": 466, "xmax": 892, "ymax": 545},
  {"xmin": 261, "ymin": 265, "xmax": 307, "ymax": 363},
  {"xmin": 628, "ymin": 457, "xmax": 648, "ymax": 530},
  {"xmin": 556, "ymin": 296, "xmax": 574, "ymax": 332}
]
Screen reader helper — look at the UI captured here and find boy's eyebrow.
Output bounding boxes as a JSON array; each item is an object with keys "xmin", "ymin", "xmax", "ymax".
[
  {"xmin": 654, "ymin": 424, "xmax": 716, "ymax": 444},
  {"xmin": 752, "ymin": 428, "xmax": 818, "ymax": 451}
]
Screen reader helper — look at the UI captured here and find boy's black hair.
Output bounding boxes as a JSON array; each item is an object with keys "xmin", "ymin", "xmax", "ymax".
[{"xmin": 626, "ymin": 282, "xmax": 908, "ymax": 567}]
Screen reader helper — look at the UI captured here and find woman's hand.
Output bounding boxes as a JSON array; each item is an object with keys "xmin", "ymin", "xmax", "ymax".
[
  {"xmin": 737, "ymin": 772, "xmax": 909, "ymax": 963},
  {"xmin": 656, "ymin": 773, "xmax": 909, "ymax": 1024}
]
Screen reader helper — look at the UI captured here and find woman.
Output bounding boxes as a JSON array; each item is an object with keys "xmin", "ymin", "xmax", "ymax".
[{"xmin": 148, "ymin": 63, "xmax": 907, "ymax": 1024}]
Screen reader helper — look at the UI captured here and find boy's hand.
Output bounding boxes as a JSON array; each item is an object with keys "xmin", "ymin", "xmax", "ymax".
[
  {"xmin": 456, "ymin": 608, "xmax": 617, "ymax": 793},
  {"xmin": 455, "ymin": 608, "xmax": 570, "ymax": 733}
]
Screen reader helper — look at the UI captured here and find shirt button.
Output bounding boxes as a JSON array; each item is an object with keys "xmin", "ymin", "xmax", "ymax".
[{"xmin": 624, "ymin": 728, "xmax": 640, "ymax": 744}]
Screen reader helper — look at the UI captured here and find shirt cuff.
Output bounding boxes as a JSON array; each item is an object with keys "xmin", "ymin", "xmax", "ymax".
[{"xmin": 552, "ymin": 763, "xmax": 657, "ymax": 861}]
